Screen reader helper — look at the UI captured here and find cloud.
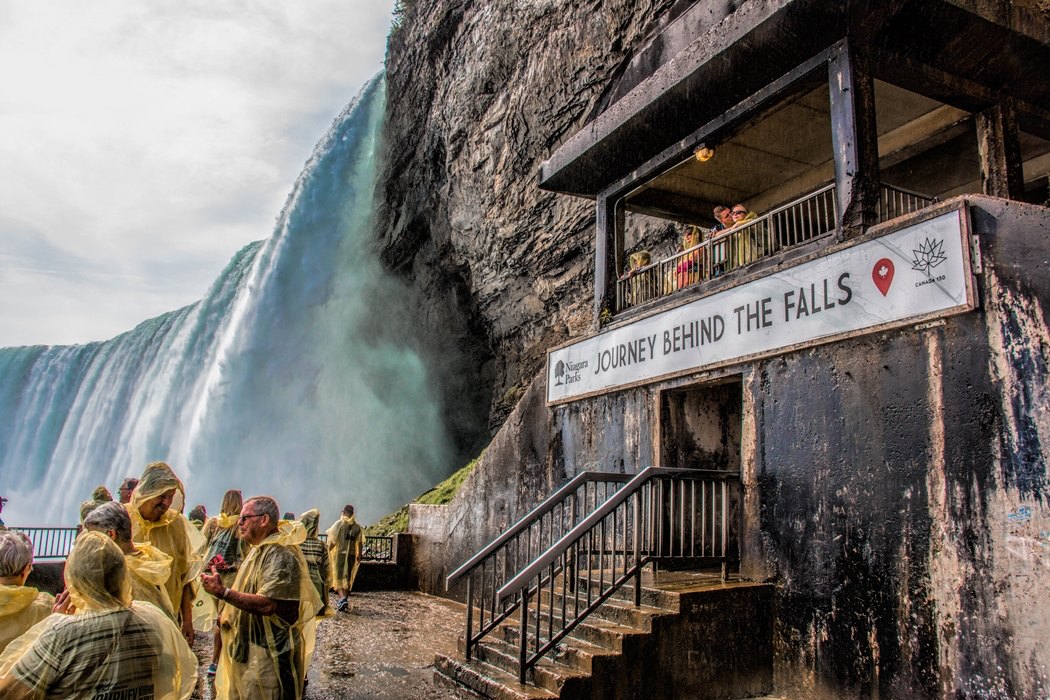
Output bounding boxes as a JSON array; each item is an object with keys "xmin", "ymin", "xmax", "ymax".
[{"xmin": 0, "ymin": 0, "xmax": 396, "ymax": 347}]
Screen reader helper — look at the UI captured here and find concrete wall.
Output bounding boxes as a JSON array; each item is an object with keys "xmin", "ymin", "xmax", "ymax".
[{"xmin": 410, "ymin": 196, "xmax": 1050, "ymax": 698}]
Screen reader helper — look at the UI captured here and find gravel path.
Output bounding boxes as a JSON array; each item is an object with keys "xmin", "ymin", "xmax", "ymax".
[{"xmin": 191, "ymin": 591, "xmax": 481, "ymax": 699}]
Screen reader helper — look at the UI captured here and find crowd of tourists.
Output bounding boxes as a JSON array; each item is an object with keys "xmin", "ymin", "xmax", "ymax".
[
  {"xmin": 619, "ymin": 203, "xmax": 761, "ymax": 302},
  {"xmin": 0, "ymin": 462, "xmax": 366, "ymax": 699}
]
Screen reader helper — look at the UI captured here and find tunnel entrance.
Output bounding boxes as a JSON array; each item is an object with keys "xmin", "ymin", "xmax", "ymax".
[{"xmin": 660, "ymin": 378, "xmax": 743, "ymax": 473}]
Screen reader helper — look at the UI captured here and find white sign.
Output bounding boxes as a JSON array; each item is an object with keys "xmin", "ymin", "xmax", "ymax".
[{"xmin": 548, "ymin": 209, "xmax": 975, "ymax": 404}]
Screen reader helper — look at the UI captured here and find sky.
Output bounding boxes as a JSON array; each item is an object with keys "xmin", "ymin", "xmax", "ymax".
[{"xmin": 0, "ymin": 0, "xmax": 397, "ymax": 348}]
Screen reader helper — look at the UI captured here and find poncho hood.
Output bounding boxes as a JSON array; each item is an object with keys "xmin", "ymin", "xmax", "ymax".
[
  {"xmin": 0, "ymin": 584, "xmax": 39, "ymax": 617},
  {"xmin": 66, "ymin": 532, "xmax": 132, "ymax": 613},
  {"xmin": 298, "ymin": 509, "xmax": 320, "ymax": 538}
]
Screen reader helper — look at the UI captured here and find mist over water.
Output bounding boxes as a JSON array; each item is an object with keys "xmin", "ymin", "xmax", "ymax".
[{"xmin": 0, "ymin": 75, "xmax": 454, "ymax": 527}]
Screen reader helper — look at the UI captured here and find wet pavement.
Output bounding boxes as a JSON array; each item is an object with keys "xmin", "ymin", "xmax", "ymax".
[{"xmin": 191, "ymin": 591, "xmax": 481, "ymax": 699}]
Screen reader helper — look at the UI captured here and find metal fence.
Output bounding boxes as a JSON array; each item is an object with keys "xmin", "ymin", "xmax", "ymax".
[
  {"xmin": 12, "ymin": 527, "xmax": 79, "ymax": 560},
  {"xmin": 614, "ymin": 182, "xmax": 934, "ymax": 313},
  {"xmin": 317, "ymin": 533, "xmax": 395, "ymax": 562}
]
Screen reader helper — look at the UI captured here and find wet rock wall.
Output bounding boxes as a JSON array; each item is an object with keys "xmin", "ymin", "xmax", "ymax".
[{"xmin": 411, "ymin": 197, "xmax": 1050, "ymax": 698}]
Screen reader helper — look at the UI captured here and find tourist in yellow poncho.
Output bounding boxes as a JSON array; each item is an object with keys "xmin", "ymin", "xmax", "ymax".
[
  {"xmin": 0, "ymin": 532, "xmax": 196, "ymax": 700},
  {"xmin": 83, "ymin": 501, "xmax": 177, "ymax": 620},
  {"xmin": 202, "ymin": 496, "xmax": 320, "ymax": 700},
  {"xmin": 326, "ymin": 504, "xmax": 363, "ymax": 612},
  {"xmin": 0, "ymin": 531, "xmax": 54, "ymax": 654},
  {"xmin": 127, "ymin": 462, "xmax": 206, "ymax": 642},
  {"xmin": 199, "ymin": 489, "xmax": 249, "ymax": 677}
]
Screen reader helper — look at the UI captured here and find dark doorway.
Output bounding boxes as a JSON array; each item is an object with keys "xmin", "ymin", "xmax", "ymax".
[{"xmin": 661, "ymin": 379, "xmax": 742, "ymax": 473}]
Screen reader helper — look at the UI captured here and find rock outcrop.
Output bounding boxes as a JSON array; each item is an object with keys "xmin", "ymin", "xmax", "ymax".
[{"xmin": 376, "ymin": 0, "xmax": 685, "ymax": 440}]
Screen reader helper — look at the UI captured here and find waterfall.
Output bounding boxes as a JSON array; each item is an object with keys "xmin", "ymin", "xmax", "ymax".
[{"xmin": 0, "ymin": 74, "xmax": 454, "ymax": 527}]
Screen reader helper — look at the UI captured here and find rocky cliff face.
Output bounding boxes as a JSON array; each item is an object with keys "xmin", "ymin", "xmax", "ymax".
[{"xmin": 376, "ymin": 0, "xmax": 683, "ymax": 448}]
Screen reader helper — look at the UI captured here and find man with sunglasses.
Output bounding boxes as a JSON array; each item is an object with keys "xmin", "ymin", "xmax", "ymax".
[{"xmin": 202, "ymin": 496, "xmax": 319, "ymax": 700}]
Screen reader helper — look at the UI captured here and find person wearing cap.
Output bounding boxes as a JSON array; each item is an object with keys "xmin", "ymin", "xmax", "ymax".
[
  {"xmin": 126, "ymin": 462, "xmax": 206, "ymax": 643},
  {"xmin": 0, "ymin": 530, "xmax": 54, "ymax": 654},
  {"xmin": 0, "ymin": 532, "xmax": 196, "ymax": 700},
  {"xmin": 202, "ymin": 496, "xmax": 319, "ymax": 700},
  {"xmin": 83, "ymin": 502, "xmax": 176, "ymax": 620}
]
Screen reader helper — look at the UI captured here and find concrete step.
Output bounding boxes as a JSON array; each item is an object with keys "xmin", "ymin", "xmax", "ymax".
[
  {"xmin": 501, "ymin": 611, "xmax": 647, "ymax": 654},
  {"xmin": 491, "ymin": 621, "xmax": 622, "ymax": 675},
  {"xmin": 538, "ymin": 588, "xmax": 672, "ymax": 632},
  {"xmin": 461, "ymin": 637, "xmax": 592, "ymax": 698},
  {"xmin": 434, "ymin": 653, "xmax": 559, "ymax": 700}
]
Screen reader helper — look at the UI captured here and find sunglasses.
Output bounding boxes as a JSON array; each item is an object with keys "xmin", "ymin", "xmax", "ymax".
[
  {"xmin": 238, "ymin": 513, "xmax": 266, "ymax": 524},
  {"xmin": 732, "ymin": 210, "xmax": 747, "ymax": 216}
]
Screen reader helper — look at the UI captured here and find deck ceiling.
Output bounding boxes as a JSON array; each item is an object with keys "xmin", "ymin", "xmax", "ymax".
[{"xmin": 538, "ymin": 0, "xmax": 1050, "ymax": 199}]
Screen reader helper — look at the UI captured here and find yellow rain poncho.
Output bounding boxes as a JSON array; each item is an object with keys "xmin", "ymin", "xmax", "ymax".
[
  {"xmin": 125, "ymin": 542, "xmax": 176, "ymax": 620},
  {"xmin": 0, "ymin": 585, "xmax": 54, "ymax": 654},
  {"xmin": 127, "ymin": 462, "xmax": 206, "ymax": 620},
  {"xmin": 0, "ymin": 532, "xmax": 195, "ymax": 700},
  {"xmin": 193, "ymin": 512, "xmax": 247, "ymax": 632},
  {"xmin": 326, "ymin": 514, "xmax": 363, "ymax": 591},
  {"xmin": 216, "ymin": 521, "xmax": 321, "ymax": 700},
  {"xmin": 297, "ymin": 510, "xmax": 331, "ymax": 618}
]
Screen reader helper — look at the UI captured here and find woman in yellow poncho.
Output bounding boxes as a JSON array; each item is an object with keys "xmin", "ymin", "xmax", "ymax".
[
  {"xmin": 126, "ymin": 462, "xmax": 206, "ymax": 642},
  {"xmin": 0, "ymin": 532, "xmax": 196, "ymax": 700},
  {"xmin": 83, "ymin": 501, "xmax": 176, "ymax": 620},
  {"xmin": 201, "ymin": 496, "xmax": 320, "ymax": 700},
  {"xmin": 325, "ymin": 504, "xmax": 363, "ymax": 613},
  {"xmin": 200, "ymin": 489, "xmax": 249, "ymax": 676},
  {"xmin": 0, "ymin": 531, "xmax": 54, "ymax": 654}
]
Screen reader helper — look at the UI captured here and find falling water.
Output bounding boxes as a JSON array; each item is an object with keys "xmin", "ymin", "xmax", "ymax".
[{"xmin": 0, "ymin": 74, "xmax": 454, "ymax": 527}]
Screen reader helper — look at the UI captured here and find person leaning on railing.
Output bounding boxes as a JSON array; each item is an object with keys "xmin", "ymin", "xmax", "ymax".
[
  {"xmin": 670, "ymin": 226, "xmax": 703, "ymax": 292},
  {"xmin": 620, "ymin": 250, "xmax": 654, "ymax": 305},
  {"xmin": 0, "ymin": 531, "xmax": 54, "ymax": 654},
  {"xmin": 726, "ymin": 204, "xmax": 760, "ymax": 268}
]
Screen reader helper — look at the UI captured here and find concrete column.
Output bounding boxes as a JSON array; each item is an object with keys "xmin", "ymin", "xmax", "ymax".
[
  {"xmin": 976, "ymin": 99, "xmax": 1025, "ymax": 200},
  {"xmin": 828, "ymin": 40, "xmax": 880, "ymax": 238},
  {"xmin": 594, "ymin": 195, "xmax": 612, "ymax": 327}
]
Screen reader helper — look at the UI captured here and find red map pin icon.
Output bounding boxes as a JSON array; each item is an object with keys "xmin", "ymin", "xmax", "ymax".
[{"xmin": 872, "ymin": 258, "xmax": 894, "ymax": 296}]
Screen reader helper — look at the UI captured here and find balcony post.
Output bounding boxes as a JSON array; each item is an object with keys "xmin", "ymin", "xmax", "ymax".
[
  {"xmin": 594, "ymin": 194, "xmax": 624, "ymax": 328},
  {"xmin": 828, "ymin": 39, "xmax": 880, "ymax": 239},
  {"xmin": 976, "ymin": 99, "xmax": 1025, "ymax": 201}
]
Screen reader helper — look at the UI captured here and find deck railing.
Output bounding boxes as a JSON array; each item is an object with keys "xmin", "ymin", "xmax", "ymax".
[
  {"xmin": 12, "ymin": 527, "xmax": 79, "ymax": 560},
  {"xmin": 615, "ymin": 182, "xmax": 933, "ymax": 313}
]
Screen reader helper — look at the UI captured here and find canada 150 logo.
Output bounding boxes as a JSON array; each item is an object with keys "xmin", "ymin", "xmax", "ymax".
[
  {"xmin": 553, "ymin": 359, "xmax": 588, "ymax": 386},
  {"xmin": 871, "ymin": 237, "xmax": 947, "ymax": 296}
]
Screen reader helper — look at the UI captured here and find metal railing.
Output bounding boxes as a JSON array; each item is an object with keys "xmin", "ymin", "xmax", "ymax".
[
  {"xmin": 12, "ymin": 527, "xmax": 79, "ymax": 560},
  {"xmin": 445, "ymin": 471, "xmax": 636, "ymax": 661},
  {"xmin": 317, "ymin": 533, "xmax": 394, "ymax": 562},
  {"xmin": 615, "ymin": 182, "xmax": 934, "ymax": 313},
  {"xmin": 362, "ymin": 536, "xmax": 393, "ymax": 562},
  {"xmin": 878, "ymin": 184, "xmax": 936, "ymax": 223},
  {"xmin": 495, "ymin": 467, "xmax": 738, "ymax": 683}
]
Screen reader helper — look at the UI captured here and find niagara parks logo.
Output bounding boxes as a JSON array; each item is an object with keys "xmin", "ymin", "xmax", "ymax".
[
  {"xmin": 553, "ymin": 358, "xmax": 588, "ymax": 386},
  {"xmin": 911, "ymin": 237, "xmax": 947, "ymax": 275}
]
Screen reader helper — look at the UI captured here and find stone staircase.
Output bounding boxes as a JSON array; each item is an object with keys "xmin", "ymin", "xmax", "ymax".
[{"xmin": 435, "ymin": 570, "xmax": 775, "ymax": 700}]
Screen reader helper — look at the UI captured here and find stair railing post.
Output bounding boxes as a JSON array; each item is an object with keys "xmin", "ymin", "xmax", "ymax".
[
  {"xmin": 519, "ymin": 588, "xmax": 530, "ymax": 684},
  {"xmin": 633, "ymin": 489, "xmax": 642, "ymax": 607},
  {"xmin": 466, "ymin": 574, "xmax": 474, "ymax": 661}
]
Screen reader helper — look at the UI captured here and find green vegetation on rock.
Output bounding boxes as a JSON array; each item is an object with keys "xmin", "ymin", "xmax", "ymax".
[{"xmin": 364, "ymin": 451, "xmax": 484, "ymax": 537}]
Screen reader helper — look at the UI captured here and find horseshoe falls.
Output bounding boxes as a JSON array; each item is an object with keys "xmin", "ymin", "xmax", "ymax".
[{"xmin": 0, "ymin": 75, "xmax": 452, "ymax": 527}]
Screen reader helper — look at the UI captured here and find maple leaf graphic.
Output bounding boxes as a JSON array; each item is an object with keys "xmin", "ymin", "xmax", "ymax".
[
  {"xmin": 878, "ymin": 265, "xmax": 889, "ymax": 278},
  {"xmin": 911, "ymin": 237, "xmax": 947, "ymax": 274}
]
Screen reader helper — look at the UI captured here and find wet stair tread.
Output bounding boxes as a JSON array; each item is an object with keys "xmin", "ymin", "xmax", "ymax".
[
  {"xmin": 435, "ymin": 653, "xmax": 559, "ymax": 700},
  {"xmin": 466, "ymin": 638, "xmax": 591, "ymax": 696}
]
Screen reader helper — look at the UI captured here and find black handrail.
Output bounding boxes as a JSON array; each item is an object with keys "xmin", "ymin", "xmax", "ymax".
[
  {"xmin": 446, "ymin": 471, "xmax": 633, "ymax": 588},
  {"xmin": 493, "ymin": 467, "xmax": 739, "ymax": 683},
  {"xmin": 444, "ymin": 471, "xmax": 635, "ymax": 661}
]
